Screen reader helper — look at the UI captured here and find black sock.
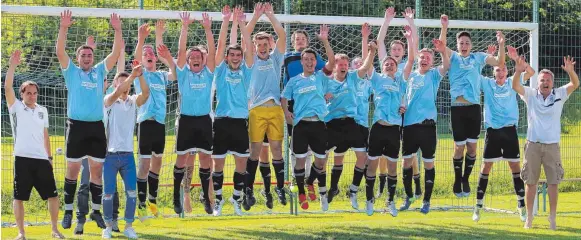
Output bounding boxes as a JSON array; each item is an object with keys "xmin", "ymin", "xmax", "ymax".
[
  {"xmin": 233, "ymin": 172, "xmax": 245, "ymax": 201},
  {"xmin": 413, "ymin": 174, "xmax": 421, "ymax": 195},
  {"xmin": 402, "ymin": 167, "xmax": 413, "ymax": 198},
  {"xmin": 137, "ymin": 178, "xmax": 147, "ymax": 208},
  {"xmin": 365, "ymin": 174, "xmax": 376, "ymax": 201},
  {"xmin": 173, "ymin": 166, "xmax": 185, "ymax": 199},
  {"xmin": 245, "ymin": 158, "xmax": 259, "ymax": 191},
  {"xmin": 463, "ymin": 154, "xmax": 476, "ymax": 182},
  {"xmin": 259, "ymin": 162, "xmax": 272, "ymax": 193},
  {"xmin": 330, "ymin": 164, "xmax": 343, "ymax": 190},
  {"xmin": 476, "ymin": 173, "xmax": 489, "ymax": 207},
  {"xmin": 199, "ymin": 168, "xmax": 211, "ymax": 200},
  {"xmin": 64, "ymin": 178, "xmax": 77, "ymax": 214},
  {"xmin": 272, "ymin": 159, "xmax": 285, "ymax": 189},
  {"xmin": 147, "ymin": 171, "xmax": 159, "ymax": 204},
  {"xmin": 512, "ymin": 172, "xmax": 525, "ymax": 208},
  {"xmin": 453, "ymin": 157, "xmax": 463, "ymax": 194},
  {"xmin": 424, "ymin": 168, "xmax": 435, "ymax": 202},
  {"xmin": 317, "ymin": 169, "xmax": 327, "ymax": 195},
  {"xmin": 294, "ymin": 168, "xmax": 306, "ymax": 195},
  {"xmin": 351, "ymin": 166, "xmax": 365, "ymax": 192},
  {"xmin": 387, "ymin": 175, "xmax": 397, "ymax": 202},
  {"xmin": 378, "ymin": 174, "xmax": 387, "ymax": 194},
  {"xmin": 306, "ymin": 164, "xmax": 320, "ymax": 185},
  {"xmin": 212, "ymin": 171, "xmax": 224, "ymax": 201},
  {"xmin": 89, "ymin": 182, "xmax": 102, "ymax": 214}
]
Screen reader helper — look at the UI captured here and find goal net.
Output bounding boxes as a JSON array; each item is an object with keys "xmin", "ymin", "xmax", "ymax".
[{"xmin": 0, "ymin": 5, "xmax": 538, "ymax": 224}]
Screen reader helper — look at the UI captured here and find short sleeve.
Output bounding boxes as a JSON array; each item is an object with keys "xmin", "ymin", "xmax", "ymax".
[
  {"xmin": 271, "ymin": 50, "xmax": 284, "ymax": 67},
  {"xmin": 282, "ymin": 80, "xmax": 293, "ymax": 100},
  {"xmin": 475, "ymin": 52, "xmax": 489, "ymax": 65},
  {"xmin": 431, "ymin": 68, "xmax": 444, "ymax": 87},
  {"xmin": 556, "ymin": 85, "xmax": 570, "ymax": 102},
  {"xmin": 315, "ymin": 54, "xmax": 326, "ymax": 70},
  {"xmin": 61, "ymin": 58, "xmax": 76, "ymax": 86},
  {"xmin": 95, "ymin": 60, "xmax": 110, "ymax": 78},
  {"xmin": 214, "ymin": 61, "xmax": 227, "ymax": 80},
  {"xmin": 242, "ymin": 63, "xmax": 253, "ymax": 82},
  {"xmin": 8, "ymin": 99, "xmax": 23, "ymax": 114},
  {"xmin": 43, "ymin": 107, "xmax": 49, "ymax": 128},
  {"xmin": 161, "ymin": 71, "xmax": 170, "ymax": 85},
  {"xmin": 521, "ymin": 86, "xmax": 536, "ymax": 103},
  {"xmin": 316, "ymin": 70, "xmax": 332, "ymax": 90}
]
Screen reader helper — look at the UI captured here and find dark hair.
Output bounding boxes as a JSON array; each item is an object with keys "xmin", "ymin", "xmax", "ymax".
[
  {"xmin": 381, "ymin": 56, "xmax": 398, "ymax": 66},
  {"xmin": 76, "ymin": 45, "xmax": 94, "ymax": 55},
  {"xmin": 390, "ymin": 40, "xmax": 405, "ymax": 49},
  {"xmin": 186, "ymin": 46, "xmax": 205, "ymax": 61},
  {"xmin": 114, "ymin": 72, "xmax": 130, "ymax": 80},
  {"xmin": 456, "ymin": 31, "xmax": 472, "ymax": 40},
  {"xmin": 19, "ymin": 81, "xmax": 39, "ymax": 94},
  {"xmin": 226, "ymin": 44, "xmax": 243, "ymax": 55},
  {"xmin": 291, "ymin": 30, "xmax": 309, "ymax": 46},
  {"xmin": 300, "ymin": 48, "xmax": 317, "ymax": 59}
]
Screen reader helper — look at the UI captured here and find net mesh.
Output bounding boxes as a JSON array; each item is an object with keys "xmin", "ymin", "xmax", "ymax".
[{"xmin": 1, "ymin": 10, "xmax": 533, "ymax": 224}]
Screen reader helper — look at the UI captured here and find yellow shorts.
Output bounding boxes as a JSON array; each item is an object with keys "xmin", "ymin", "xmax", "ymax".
[{"xmin": 249, "ymin": 105, "xmax": 284, "ymax": 143}]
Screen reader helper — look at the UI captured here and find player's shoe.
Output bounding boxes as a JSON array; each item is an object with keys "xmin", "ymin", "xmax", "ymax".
[
  {"xmin": 61, "ymin": 212, "xmax": 73, "ymax": 229},
  {"xmin": 320, "ymin": 194, "xmax": 329, "ymax": 211},
  {"xmin": 262, "ymin": 190, "xmax": 274, "ymax": 209},
  {"xmin": 275, "ymin": 187, "xmax": 287, "ymax": 205},
  {"xmin": 213, "ymin": 199, "xmax": 225, "ymax": 216},
  {"xmin": 123, "ymin": 227, "xmax": 138, "ymax": 239},
  {"xmin": 111, "ymin": 220, "xmax": 120, "ymax": 232},
  {"xmin": 348, "ymin": 191, "xmax": 359, "ymax": 210},
  {"xmin": 90, "ymin": 212, "xmax": 106, "ymax": 229},
  {"xmin": 202, "ymin": 198, "xmax": 213, "ymax": 214},
  {"xmin": 148, "ymin": 202, "xmax": 160, "ymax": 218},
  {"xmin": 327, "ymin": 188, "xmax": 340, "ymax": 203},
  {"xmin": 386, "ymin": 201, "xmax": 398, "ymax": 217},
  {"xmin": 243, "ymin": 188, "xmax": 256, "ymax": 211},
  {"xmin": 518, "ymin": 207, "xmax": 527, "ymax": 222},
  {"xmin": 102, "ymin": 228, "xmax": 113, "ymax": 239},
  {"xmin": 230, "ymin": 197, "xmax": 243, "ymax": 216},
  {"xmin": 420, "ymin": 201, "xmax": 431, "ymax": 214},
  {"xmin": 307, "ymin": 184, "xmax": 317, "ymax": 201},
  {"xmin": 299, "ymin": 194, "xmax": 309, "ymax": 210},
  {"xmin": 365, "ymin": 199, "xmax": 374, "ymax": 216},
  {"xmin": 473, "ymin": 205, "xmax": 482, "ymax": 222},
  {"xmin": 399, "ymin": 197, "xmax": 414, "ymax": 211}
]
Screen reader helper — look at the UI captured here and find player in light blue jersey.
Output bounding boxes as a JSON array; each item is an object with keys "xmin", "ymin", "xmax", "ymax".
[
  {"xmin": 56, "ymin": 10, "xmax": 123, "ymax": 230},
  {"xmin": 210, "ymin": 6, "xmax": 255, "ymax": 216},
  {"xmin": 472, "ymin": 46, "xmax": 535, "ymax": 223},
  {"xmin": 240, "ymin": 3, "xmax": 288, "ymax": 211},
  {"xmin": 281, "ymin": 25, "xmax": 335, "ymax": 211},
  {"xmin": 401, "ymin": 29, "xmax": 450, "ymax": 214},
  {"xmin": 439, "ymin": 15, "xmax": 506, "ymax": 198}
]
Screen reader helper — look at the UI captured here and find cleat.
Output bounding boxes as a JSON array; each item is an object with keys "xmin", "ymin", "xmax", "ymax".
[
  {"xmin": 320, "ymin": 194, "xmax": 329, "ymax": 211},
  {"xmin": 230, "ymin": 197, "xmax": 243, "ymax": 216},
  {"xmin": 399, "ymin": 197, "xmax": 414, "ymax": 211},
  {"xmin": 327, "ymin": 188, "xmax": 340, "ymax": 203},
  {"xmin": 386, "ymin": 201, "xmax": 398, "ymax": 217},
  {"xmin": 202, "ymin": 198, "xmax": 213, "ymax": 214},
  {"xmin": 242, "ymin": 188, "xmax": 256, "ymax": 211},
  {"xmin": 74, "ymin": 223, "xmax": 84, "ymax": 235},
  {"xmin": 262, "ymin": 190, "xmax": 274, "ymax": 209},
  {"xmin": 123, "ymin": 227, "xmax": 138, "ymax": 239},
  {"xmin": 420, "ymin": 201, "xmax": 431, "ymax": 214},
  {"xmin": 102, "ymin": 228, "xmax": 113, "ymax": 239},
  {"xmin": 212, "ymin": 199, "xmax": 225, "ymax": 216},
  {"xmin": 274, "ymin": 187, "xmax": 287, "ymax": 205},
  {"xmin": 90, "ymin": 212, "xmax": 106, "ymax": 229},
  {"xmin": 306, "ymin": 184, "xmax": 317, "ymax": 201},
  {"xmin": 111, "ymin": 220, "xmax": 120, "ymax": 232},
  {"xmin": 148, "ymin": 203, "xmax": 160, "ymax": 218},
  {"xmin": 299, "ymin": 194, "xmax": 309, "ymax": 210},
  {"xmin": 473, "ymin": 205, "xmax": 482, "ymax": 222},
  {"xmin": 366, "ymin": 199, "xmax": 375, "ymax": 216},
  {"xmin": 518, "ymin": 207, "xmax": 527, "ymax": 222},
  {"xmin": 348, "ymin": 191, "xmax": 359, "ymax": 210},
  {"xmin": 61, "ymin": 212, "xmax": 73, "ymax": 229}
]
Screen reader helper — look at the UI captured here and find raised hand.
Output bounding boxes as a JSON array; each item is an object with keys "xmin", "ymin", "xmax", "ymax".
[
  {"xmin": 432, "ymin": 39, "xmax": 446, "ymax": 53},
  {"xmin": 9, "ymin": 50, "xmax": 22, "ymax": 66},
  {"xmin": 362, "ymin": 23, "xmax": 371, "ymax": 38},
  {"xmin": 86, "ymin": 35, "xmax": 96, "ymax": 49},
  {"xmin": 110, "ymin": 13, "xmax": 122, "ymax": 31},
  {"xmin": 138, "ymin": 23, "xmax": 151, "ymax": 41},
  {"xmin": 384, "ymin": 7, "xmax": 396, "ymax": 21},
  {"xmin": 403, "ymin": 7, "xmax": 415, "ymax": 20},
  {"xmin": 222, "ymin": 5, "xmax": 232, "ymax": 21},
  {"xmin": 130, "ymin": 63, "xmax": 143, "ymax": 78},
  {"xmin": 131, "ymin": 59, "xmax": 140, "ymax": 68},
  {"xmin": 180, "ymin": 12, "xmax": 196, "ymax": 26},
  {"xmin": 317, "ymin": 24, "xmax": 330, "ymax": 41},
  {"xmin": 403, "ymin": 25, "xmax": 413, "ymax": 39},
  {"xmin": 514, "ymin": 56, "xmax": 528, "ymax": 72},
  {"xmin": 561, "ymin": 56, "xmax": 576, "ymax": 73},
  {"xmin": 264, "ymin": 2, "xmax": 274, "ymax": 16},
  {"xmin": 441, "ymin": 14, "xmax": 449, "ymax": 28},
  {"xmin": 496, "ymin": 31, "xmax": 505, "ymax": 45},
  {"xmin": 368, "ymin": 40, "xmax": 378, "ymax": 51},
  {"xmin": 507, "ymin": 45, "xmax": 518, "ymax": 60},
  {"xmin": 486, "ymin": 45, "xmax": 497, "ymax": 55},
  {"xmin": 199, "ymin": 13, "xmax": 211, "ymax": 29},
  {"xmin": 60, "ymin": 10, "xmax": 74, "ymax": 28},
  {"xmin": 253, "ymin": 2, "xmax": 265, "ymax": 16},
  {"xmin": 234, "ymin": 6, "xmax": 246, "ymax": 24},
  {"xmin": 157, "ymin": 44, "xmax": 172, "ymax": 60},
  {"xmin": 156, "ymin": 20, "xmax": 166, "ymax": 35}
]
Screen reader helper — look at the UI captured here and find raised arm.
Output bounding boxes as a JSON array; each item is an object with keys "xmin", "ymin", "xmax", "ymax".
[
  {"xmin": 439, "ymin": 14, "xmax": 452, "ymax": 58},
  {"xmin": 402, "ymin": 25, "xmax": 415, "ymax": 80},
  {"xmin": 103, "ymin": 13, "xmax": 123, "ymax": 71},
  {"xmin": 157, "ymin": 44, "xmax": 176, "ymax": 80},
  {"xmin": 263, "ymin": 3, "xmax": 286, "ymax": 53},
  {"xmin": 133, "ymin": 61, "xmax": 150, "ymax": 107},
  {"xmin": 230, "ymin": 16, "xmax": 239, "ymax": 46},
  {"xmin": 104, "ymin": 63, "xmax": 140, "ymax": 107},
  {"xmin": 246, "ymin": 3, "xmax": 264, "ymax": 37},
  {"xmin": 319, "ymin": 25, "xmax": 335, "ymax": 73},
  {"xmin": 177, "ymin": 12, "xmax": 196, "ymax": 69},
  {"xmin": 200, "ymin": 13, "xmax": 216, "ymax": 72},
  {"xmin": 485, "ymin": 31, "xmax": 506, "ymax": 66},
  {"xmin": 215, "ymin": 5, "xmax": 232, "ymax": 65},
  {"xmin": 562, "ymin": 56, "xmax": 579, "ymax": 95},
  {"xmin": 235, "ymin": 7, "xmax": 254, "ymax": 67},
  {"xmin": 155, "ymin": 20, "xmax": 172, "ymax": 67},
  {"xmin": 358, "ymin": 41, "xmax": 377, "ymax": 78},
  {"xmin": 5, "ymin": 50, "xmax": 21, "ymax": 108},
  {"xmin": 507, "ymin": 45, "xmax": 535, "ymax": 81},
  {"xmin": 361, "ymin": 23, "xmax": 374, "ymax": 76},
  {"xmin": 511, "ymin": 56, "xmax": 527, "ymax": 96},
  {"xmin": 134, "ymin": 23, "xmax": 148, "ymax": 66},
  {"xmin": 117, "ymin": 39, "xmax": 126, "ymax": 74},
  {"xmin": 56, "ymin": 10, "xmax": 74, "ymax": 69},
  {"xmin": 403, "ymin": 8, "xmax": 419, "ymax": 56},
  {"xmin": 377, "ymin": 7, "xmax": 395, "ymax": 61},
  {"xmin": 434, "ymin": 39, "xmax": 450, "ymax": 76}
]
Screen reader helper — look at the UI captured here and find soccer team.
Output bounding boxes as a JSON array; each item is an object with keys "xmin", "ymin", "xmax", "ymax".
[{"xmin": 6, "ymin": 4, "xmax": 579, "ymax": 240}]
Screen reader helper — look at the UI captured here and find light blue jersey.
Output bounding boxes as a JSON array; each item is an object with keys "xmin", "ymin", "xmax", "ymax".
[
  {"xmin": 355, "ymin": 79, "xmax": 372, "ymax": 127},
  {"xmin": 214, "ymin": 61, "xmax": 252, "ymax": 119},
  {"xmin": 370, "ymin": 72, "xmax": 407, "ymax": 125},
  {"xmin": 62, "ymin": 59, "xmax": 108, "ymax": 121},
  {"xmin": 324, "ymin": 71, "xmax": 363, "ymax": 122},
  {"xmin": 135, "ymin": 70, "xmax": 169, "ymax": 123},
  {"xmin": 448, "ymin": 51, "xmax": 488, "ymax": 104},
  {"xmin": 481, "ymin": 75, "xmax": 520, "ymax": 129},
  {"xmin": 249, "ymin": 50, "xmax": 284, "ymax": 109},
  {"xmin": 404, "ymin": 68, "xmax": 444, "ymax": 126},
  {"xmin": 176, "ymin": 65, "xmax": 214, "ymax": 116},
  {"xmin": 282, "ymin": 70, "xmax": 331, "ymax": 125}
]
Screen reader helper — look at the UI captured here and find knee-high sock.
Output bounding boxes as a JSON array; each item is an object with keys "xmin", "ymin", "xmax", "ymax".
[
  {"xmin": 272, "ymin": 159, "xmax": 285, "ymax": 189},
  {"xmin": 294, "ymin": 168, "xmax": 306, "ymax": 195},
  {"xmin": 199, "ymin": 168, "xmax": 211, "ymax": 200},
  {"xmin": 147, "ymin": 171, "xmax": 159, "ymax": 204},
  {"xmin": 233, "ymin": 172, "xmax": 245, "ymax": 201},
  {"xmin": 245, "ymin": 158, "xmax": 259, "ymax": 191},
  {"xmin": 212, "ymin": 171, "xmax": 224, "ymax": 201},
  {"xmin": 89, "ymin": 182, "xmax": 103, "ymax": 214},
  {"xmin": 476, "ymin": 173, "xmax": 489, "ymax": 207},
  {"xmin": 365, "ymin": 174, "xmax": 376, "ymax": 201},
  {"xmin": 402, "ymin": 167, "xmax": 413, "ymax": 198},
  {"xmin": 387, "ymin": 175, "xmax": 397, "ymax": 202},
  {"xmin": 350, "ymin": 166, "xmax": 365, "ymax": 193},
  {"xmin": 424, "ymin": 168, "xmax": 435, "ymax": 202},
  {"xmin": 330, "ymin": 164, "xmax": 343, "ymax": 190},
  {"xmin": 137, "ymin": 178, "xmax": 147, "ymax": 208},
  {"xmin": 173, "ymin": 166, "xmax": 185, "ymax": 199},
  {"xmin": 453, "ymin": 157, "xmax": 463, "ymax": 193},
  {"xmin": 512, "ymin": 172, "xmax": 525, "ymax": 208},
  {"xmin": 259, "ymin": 162, "xmax": 272, "ymax": 193},
  {"xmin": 64, "ymin": 178, "xmax": 78, "ymax": 213},
  {"xmin": 378, "ymin": 174, "xmax": 387, "ymax": 194}
]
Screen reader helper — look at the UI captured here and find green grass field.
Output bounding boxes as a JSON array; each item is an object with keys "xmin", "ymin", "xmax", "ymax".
[{"xmin": 2, "ymin": 192, "xmax": 581, "ymax": 239}]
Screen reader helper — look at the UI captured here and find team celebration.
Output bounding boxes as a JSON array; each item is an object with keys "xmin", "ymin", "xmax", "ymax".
[{"xmin": 2, "ymin": 1, "xmax": 580, "ymax": 240}]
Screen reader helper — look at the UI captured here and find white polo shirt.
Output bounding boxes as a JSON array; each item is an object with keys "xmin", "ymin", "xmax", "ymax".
[
  {"xmin": 521, "ymin": 86, "xmax": 570, "ymax": 144},
  {"xmin": 8, "ymin": 99, "xmax": 50, "ymax": 160},
  {"xmin": 105, "ymin": 95, "xmax": 138, "ymax": 152}
]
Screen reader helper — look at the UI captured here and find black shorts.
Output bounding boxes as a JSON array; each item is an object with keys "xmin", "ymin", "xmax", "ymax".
[
  {"xmin": 212, "ymin": 118, "xmax": 249, "ymax": 157},
  {"xmin": 326, "ymin": 118, "xmax": 366, "ymax": 154},
  {"xmin": 14, "ymin": 156, "xmax": 58, "ymax": 201},
  {"xmin": 176, "ymin": 114, "xmax": 213, "ymax": 155},
  {"xmin": 402, "ymin": 121, "xmax": 437, "ymax": 162},
  {"xmin": 483, "ymin": 126, "xmax": 520, "ymax": 162},
  {"xmin": 66, "ymin": 119, "xmax": 107, "ymax": 162},
  {"xmin": 357, "ymin": 124, "xmax": 369, "ymax": 150},
  {"xmin": 292, "ymin": 120, "xmax": 327, "ymax": 158},
  {"xmin": 138, "ymin": 120, "xmax": 166, "ymax": 158},
  {"xmin": 451, "ymin": 104, "xmax": 482, "ymax": 144},
  {"xmin": 368, "ymin": 123, "xmax": 401, "ymax": 161}
]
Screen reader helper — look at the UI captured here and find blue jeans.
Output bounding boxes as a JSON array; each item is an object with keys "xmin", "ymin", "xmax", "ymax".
[{"xmin": 103, "ymin": 152, "xmax": 137, "ymax": 224}]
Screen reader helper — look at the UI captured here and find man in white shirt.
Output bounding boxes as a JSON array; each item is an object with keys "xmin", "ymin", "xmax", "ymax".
[
  {"xmin": 5, "ymin": 50, "xmax": 65, "ymax": 239},
  {"xmin": 512, "ymin": 56, "xmax": 579, "ymax": 230}
]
